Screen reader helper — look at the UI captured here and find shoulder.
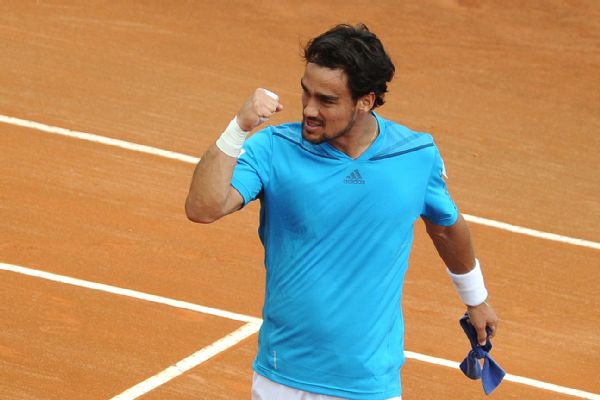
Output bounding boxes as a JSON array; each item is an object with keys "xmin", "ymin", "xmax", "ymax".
[
  {"xmin": 244, "ymin": 122, "xmax": 302, "ymax": 146},
  {"xmin": 371, "ymin": 114, "xmax": 437, "ymax": 160},
  {"xmin": 269, "ymin": 122, "xmax": 303, "ymax": 144},
  {"xmin": 246, "ymin": 121, "xmax": 335, "ymax": 160}
]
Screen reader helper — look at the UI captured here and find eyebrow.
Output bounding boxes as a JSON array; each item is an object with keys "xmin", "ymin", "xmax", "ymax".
[{"xmin": 301, "ymin": 79, "xmax": 338, "ymax": 103}]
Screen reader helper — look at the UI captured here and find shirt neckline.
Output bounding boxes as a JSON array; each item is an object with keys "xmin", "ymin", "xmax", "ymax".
[{"xmin": 321, "ymin": 112, "xmax": 385, "ymax": 161}]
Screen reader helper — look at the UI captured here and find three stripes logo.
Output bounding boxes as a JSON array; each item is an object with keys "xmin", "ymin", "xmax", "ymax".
[{"xmin": 344, "ymin": 169, "xmax": 365, "ymax": 184}]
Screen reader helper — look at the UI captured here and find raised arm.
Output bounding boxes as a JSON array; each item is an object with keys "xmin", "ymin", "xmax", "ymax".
[
  {"xmin": 185, "ymin": 88, "xmax": 283, "ymax": 223},
  {"xmin": 423, "ymin": 214, "xmax": 499, "ymax": 345}
]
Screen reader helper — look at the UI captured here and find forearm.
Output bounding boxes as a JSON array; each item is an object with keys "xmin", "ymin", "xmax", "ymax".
[
  {"xmin": 425, "ymin": 214, "xmax": 498, "ymax": 343},
  {"xmin": 185, "ymin": 143, "xmax": 239, "ymax": 223},
  {"xmin": 426, "ymin": 213, "xmax": 488, "ymax": 306},
  {"xmin": 185, "ymin": 88, "xmax": 282, "ymax": 223},
  {"xmin": 425, "ymin": 213, "xmax": 475, "ymax": 274}
]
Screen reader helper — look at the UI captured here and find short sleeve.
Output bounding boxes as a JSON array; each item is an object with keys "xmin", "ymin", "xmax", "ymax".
[
  {"xmin": 421, "ymin": 145, "xmax": 458, "ymax": 226},
  {"xmin": 231, "ymin": 128, "xmax": 272, "ymax": 206}
]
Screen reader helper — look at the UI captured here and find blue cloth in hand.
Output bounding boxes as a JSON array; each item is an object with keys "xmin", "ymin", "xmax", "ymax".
[{"xmin": 459, "ymin": 313, "xmax": 506, "ymax": 395}]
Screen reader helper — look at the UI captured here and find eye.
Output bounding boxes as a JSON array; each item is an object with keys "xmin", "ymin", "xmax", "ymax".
[{"xmin": 300, "ymin": 82, "xmax": 309, "ymax": 94}]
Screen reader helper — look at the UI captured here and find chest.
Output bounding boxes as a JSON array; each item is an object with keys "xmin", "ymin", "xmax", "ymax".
[{"xmin": 263, "ymin": 150, "xmax": 432, "ymax": 230}]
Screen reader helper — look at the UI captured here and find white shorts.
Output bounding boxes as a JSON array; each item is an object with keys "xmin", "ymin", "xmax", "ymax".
[{"xmin": 252, "ymin": 372, "xmax": 402, "ymax": 400}]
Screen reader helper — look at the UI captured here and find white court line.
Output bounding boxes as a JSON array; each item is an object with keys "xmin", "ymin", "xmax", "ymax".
[
  {"xmin": 2, "ymin": 262, "xmax": 599, "ymax": 400},
  {"xmin": 0, "ymin": 263, "xmax": 260, "ymax": 324},
  {"xmin": 0, "ymin": 262, "xmax": 259, "ymax": 399},
  {"xmin": 0, "ymin": 114, "xmax": 200, "ymax": 164},
  {"xmin": 110, "ymin": 322, "xmax": 261, "ymax": 400},
  {"xmin": 405, "ymin": 352, "xmax": 600, "ymax": 400},
  {"xmin": 462, "ymin": 214, "xmax": 600, "ymax": 250},
  {"xmin": 1, "ymin": 113, "xmax": 598, "ymax": 251}
]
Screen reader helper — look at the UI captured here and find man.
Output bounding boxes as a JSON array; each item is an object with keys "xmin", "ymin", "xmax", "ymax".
[{"xmin": 186, "ymin": 24, "xmax": 498, "ymax": 400}]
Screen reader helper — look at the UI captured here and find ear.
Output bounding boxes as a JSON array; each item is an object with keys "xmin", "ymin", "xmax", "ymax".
[{"xmin": 357, "ymin": 92, "xmax": 376, "ymax": 112}]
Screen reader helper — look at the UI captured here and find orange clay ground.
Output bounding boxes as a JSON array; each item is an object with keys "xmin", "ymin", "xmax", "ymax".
[{"xmin": 1, "ymin": 1, "xmax": 599, "ymax": 399}]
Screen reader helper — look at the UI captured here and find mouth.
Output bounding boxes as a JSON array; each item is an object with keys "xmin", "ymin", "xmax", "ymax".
[{"xmin": 303, "ymin": 118, "xmax": 323, "ymax": 134}]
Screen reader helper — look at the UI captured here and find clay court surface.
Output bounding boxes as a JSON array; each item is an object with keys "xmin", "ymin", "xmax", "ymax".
[{"xmin": 1, "ymin": 1, "xmax": 599, "ymax": 399}]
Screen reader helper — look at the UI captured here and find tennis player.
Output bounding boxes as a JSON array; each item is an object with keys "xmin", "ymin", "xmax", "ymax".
[{"xmin": 186, "ymin": 24, "xmax": 498, "ymax": 400}]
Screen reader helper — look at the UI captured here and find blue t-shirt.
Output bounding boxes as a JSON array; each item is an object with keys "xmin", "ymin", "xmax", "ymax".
[{"xmin": 231, "ymin": 113, "xmax": 457, "ymax": 399}]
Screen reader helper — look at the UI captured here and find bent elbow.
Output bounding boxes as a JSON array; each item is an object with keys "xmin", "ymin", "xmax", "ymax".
[
  {"xmin": 185, "ymin": 203, "xmax": 219, "ymax": 224},
  {"xmin": 186, "ymin": 212, "xmax": 217, "ymax": 224}
]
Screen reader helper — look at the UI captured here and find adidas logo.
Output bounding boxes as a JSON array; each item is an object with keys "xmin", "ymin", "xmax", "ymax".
[{"xmin": 344, "ymin": 169, "xmax": 365, "ymax": 184}]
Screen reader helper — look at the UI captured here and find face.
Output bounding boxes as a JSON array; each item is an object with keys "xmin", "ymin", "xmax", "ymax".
[{"xmin": 300, "ymin": 62, "xmax": 359, "ymax": 144}]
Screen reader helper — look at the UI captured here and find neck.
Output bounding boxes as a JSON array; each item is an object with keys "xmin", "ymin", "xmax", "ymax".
[{"xmin": 330, "ymin": 112, "xmax": 378, "ymax": 159}]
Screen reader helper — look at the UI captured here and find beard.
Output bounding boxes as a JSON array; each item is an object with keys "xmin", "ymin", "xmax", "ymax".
[{"xmin": 301, "ymin": 111, "xmax": 357, "ymax": 145}]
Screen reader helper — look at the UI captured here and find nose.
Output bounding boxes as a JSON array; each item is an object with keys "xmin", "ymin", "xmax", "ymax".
[{"xmin": 303, "ymin": 99, "xmax": 319, "ymax": 119}]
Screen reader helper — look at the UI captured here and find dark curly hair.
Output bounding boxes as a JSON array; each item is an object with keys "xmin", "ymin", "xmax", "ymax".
[{"xmin": 304, "ymin": 24, "xmax": 395, "ymax": 109}]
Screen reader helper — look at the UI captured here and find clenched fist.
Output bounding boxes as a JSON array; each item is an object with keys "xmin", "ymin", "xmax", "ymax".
[{"xmin": 236, "ymin": 88, "xmax": 284, "ymax": 132}]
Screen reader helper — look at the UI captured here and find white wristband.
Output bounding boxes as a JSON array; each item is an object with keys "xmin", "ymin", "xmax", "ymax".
[
  {"xmin": 216, "ymin": 117, "xmax": 249, "ymax": 158},
  {"xmin": 447, "ymin": 259, "xmax": 488, "ymax": 306}
]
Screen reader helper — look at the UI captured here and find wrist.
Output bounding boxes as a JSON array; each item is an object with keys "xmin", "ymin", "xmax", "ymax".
[
  {"xmin": 216, "ymin": 116, "xmax": 250, "ymax": 157},
  {"xmin": 447, "ymin": 259, "xmax": 488, "ymax": 306},
  {"xmin": 467, "ymin": 299, "xmax": 490, "ymax": 309}
]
